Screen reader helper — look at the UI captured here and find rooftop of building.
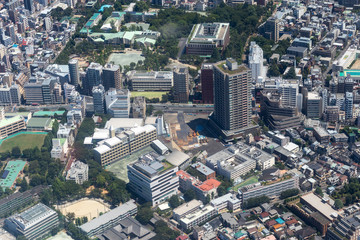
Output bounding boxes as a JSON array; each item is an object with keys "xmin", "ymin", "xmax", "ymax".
[
  {"xmin": 180, "ymin": 205, "xmax": 215, "ymax": 224},
  {"xmin": 173, "ymin": 200, "xmax": 202, "ymax": 216},
  {"xmin": 195, "ymin": 178, "xmax": 221, "ymax": 192},
  {"xmin": 210, "ymin": 193, "xmax": 240, "ymax": 206},
  {"xmin": 10, "ymin": 203, "xmax": 56, "ymax": 229},
  {"xmin": 105, "ymin": 118, "xmax": 144, "ymax": 130},
  {"xmin": 27, "ymin": 117, "xmax": 53, "ymax": 129},
  {"xmin": 80, "ymin": 200, "xmax": 137, "ymax": 233},
  {"xmin": 132, "ymin": 152, "xmax": 175, "ymax": 178},
  {"xmin": 191, "ymin": 162, "xmax": 214, "ymax": 176},
  {"xmin": 0, "ymin": 115, "xmax": 24, "ymax": 128},
  {"xmin": 187, "ymin": 22, "xmax": 229, "ymax": 43},
  {"xmin": 33, "ymin": 110, "xmax": 65, "ymax": 117},
  {"xmin": 165, "ymin": 150, "xmax": 189, "ymax": 167},
  {"xmin": 215, "ymin": 61, "xmax": 249, "ymax": 75},
  {"xmin": 301, "ymin": 193, "xmax": 338, "ymax": 221},
  {"xmin": 0, "ymin": 160, "xmax": 26, "ymax": 190}
]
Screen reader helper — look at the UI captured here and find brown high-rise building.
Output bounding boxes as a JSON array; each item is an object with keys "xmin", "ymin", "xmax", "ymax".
[
  {"xmin": 211, "ymin": 58, "xmax": 251, "ymax": 132},
  {"xmin": 201, "ymin": 64, "xmax": 214, "ymax": 104},
  {"xmin": 103, "ymin": 64, "xmax": 121, "ymax": 91}
]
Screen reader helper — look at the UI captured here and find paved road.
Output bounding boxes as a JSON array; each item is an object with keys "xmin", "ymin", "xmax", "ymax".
[{"xmin": 150, "ymin": 103, "xmax": 214, "ymax": 113}]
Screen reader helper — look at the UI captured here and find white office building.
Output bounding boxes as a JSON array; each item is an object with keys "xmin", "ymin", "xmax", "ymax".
[
  {"xmin": 127, "ymin": 153, "xmax": 179, "ymax": 206},
  {"xmin": 105, "ymin": 88, "xmax": 130, "ymax": 118},
  {"xmin": 5, "ymin": 203, "xmax": 59, "ymax": 240}
]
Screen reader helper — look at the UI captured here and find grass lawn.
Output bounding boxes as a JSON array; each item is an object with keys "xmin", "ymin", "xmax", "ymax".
[
  {"xmin": 130, "ymin": 91, "xmax": 167, "ymax": 99},
  {"xmin": 233, "ymin": 176, "xmax": 259, "ymax": 191},
  {"xmin": 0, "ymin": 134, "xmax": 46, "ymax": 152}
]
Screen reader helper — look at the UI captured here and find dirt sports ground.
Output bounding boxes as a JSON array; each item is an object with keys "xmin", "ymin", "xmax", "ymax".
[{"xmin": 55, "ymin": 198, "xmax": 110, "ymax": 220}]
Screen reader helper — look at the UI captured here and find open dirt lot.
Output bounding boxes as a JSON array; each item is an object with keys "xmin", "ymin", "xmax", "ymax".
[
  {"xmin": 351, "ymin": 59, "xmax": 360, "ymax": 69},
  {"xmin": 56, "ymin": 198, "xmax": 110, "ymax": 220}
]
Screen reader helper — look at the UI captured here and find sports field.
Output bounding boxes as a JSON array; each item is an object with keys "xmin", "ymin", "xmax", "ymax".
[
  {"xmin": 233, "ymin": 176, "xmax": 259, "ymax": 191},
  {"xmin": 0, "ymin": 132, "xmax": 47, "ymax": 152},
  {"xmin": 131, "ymin": 91, "xmax": 167, "ymax": 99},
  {"xmin": 56, "ymin": 198, "xmax": 110, "ymax": 220}
]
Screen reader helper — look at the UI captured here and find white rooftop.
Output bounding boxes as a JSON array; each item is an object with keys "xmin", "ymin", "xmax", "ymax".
[{"xmin": 105, "ymin": 118, "xmax": 144, "ymax": 130}]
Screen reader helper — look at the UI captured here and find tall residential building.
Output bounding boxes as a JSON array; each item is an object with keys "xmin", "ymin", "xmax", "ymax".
[
  {"xmin": 24, "ymin": 0, "xmax": 34, "ymax": 11},
  {"xmin": 92, "ymin": 85, "xmax": 105, "ymax": 114},
  {"xmin": 44, "ymin": 17, "xmax": 52, "ymax": 32},
  {"xmin": 105, "ymin": 88, "xmax": 130, "ymax": 118},
  {"xmin": 210, "ymin": 58, "xmax": 252, "ymax": 140},
  {"xmin": 306, "ymin": 92, "xmax": 323, "ymax": 119},
  {"xmin": 103, "ymin": 64, "xmax": 121, "ymax": 91},
  {"xmin": 248, "ymin": 41, "xmax": 264, "ymax": 82},
  {"xmin": 201, "ymin": 63, "xmax": 214, "ymax": 104},
  {"xmin": 6, "ymin": 24, "xmax": 16, "ymax": 43},
  {"xmin": 263, "ymin": 17, "xmax": 280, "ymax": 42},
  {"xmin": 278, "ymin": 80, "xmax": 299, "ymax": 108},
  {"xmin": 5, "ymin": 203, "xmax": 59, "ymax": 240},
  {"xmin": 86, "ymin": 63, "xmax": 103, "ymax": 95},
  {"xmin": 345, "ymin": 92, "xmax": 353, "ymax": 120},
  {"xmin": 68, "ymin": 59, "xmax": 79, "ymax": 86},
  {"xmin": 186, "ymin": 23, "xmax": 230, "ymax": 55},
  {"xmin": 128, "ymin": 152, "xmax": 179, "ymax": 206},
  {"xmin": 173, "ymin": 68, "xmax": 189, "ymax": 103}
]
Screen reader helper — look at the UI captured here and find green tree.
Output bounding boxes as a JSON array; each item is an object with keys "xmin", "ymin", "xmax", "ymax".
[
  {"xmin": 152, "ymin": 220, "xmax": 180, "ymax": 240},
  {"xmin": 136, "ymin": 204, "xmax": 153, "ymax": 225},
  {"xmin": 184, "ymin": 189, "xmax": 196, "ymax": 202},
  {"xmin": 268, "ymin": 62, "xmax": 280, "ymax": 77},
  {"xmin": 11, "ymin": 146, "xmax": 21, "ymax": 158},
  {"xmin": 19, "ymin": 179, "xmax": 28, "ymax": 192},
  {"xmin": 134, "ymin": 1, "xmax": 149, "ymax": 12},
  {"xmin": 52, "ymin": 120, "xmax": 59, "ymax": 135},
  {"xmin": 334, "ymin": 199, "xmax": 343, "ymax": 209},
  {"xmin": 315, "ymin": 187, "xmax": 324, "ymax": 197},
  {"xmin": 280, "ymin": 188, "xmax": 299, "ymax": 199},
  {"xmin": 284, "ymin": 67, "xmax": 296, "ymax": 79},
  {"xmin": 169, "ymin": 195, "xmax": 181, "ymax": 208}
]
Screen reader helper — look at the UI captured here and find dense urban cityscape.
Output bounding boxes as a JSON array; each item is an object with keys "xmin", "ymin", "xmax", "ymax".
[{"xmin": 0, "ymin": 0, "xmax": 360, "ymax": 239}]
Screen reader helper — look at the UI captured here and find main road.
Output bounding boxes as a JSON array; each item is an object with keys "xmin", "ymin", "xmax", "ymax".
[{"xmin": 150, "ymin": 103, "xmax": 214, "ymax": 113}]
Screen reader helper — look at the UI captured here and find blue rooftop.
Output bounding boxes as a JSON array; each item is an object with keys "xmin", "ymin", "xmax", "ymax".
[{"xmin": 276, "ymin": 218, "xmax": 285, "ymax": 224}]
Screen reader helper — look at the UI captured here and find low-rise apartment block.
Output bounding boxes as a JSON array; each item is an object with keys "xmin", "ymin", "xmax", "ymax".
[
  {"xmin": 173, "ymin": 200, "xmax": 202, "ymax": 221},
  {"xmin": 206, "ymin": 143, "xmax": 274, "ymax": 180},
  {"xmin": 179, "ymin": 205, "xmax": 217, "ymax": 230},
  {"xmin": 127, "ymin": 152, "xmax": 179, "ymax": 206},
  {"xmin": 94, "ymin": 125, "xmax": 157, "ymax": 166},
  {"xmin": 210, "ymin": 193, "xmax": 241, "ymax": 212},
  {"xmin": 238, "ymin": 176, "xmax": 299, "ymax": 205},
  {"xmin": 80, "ymin": 200, "xmax": 137, "ymax": 237}
]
